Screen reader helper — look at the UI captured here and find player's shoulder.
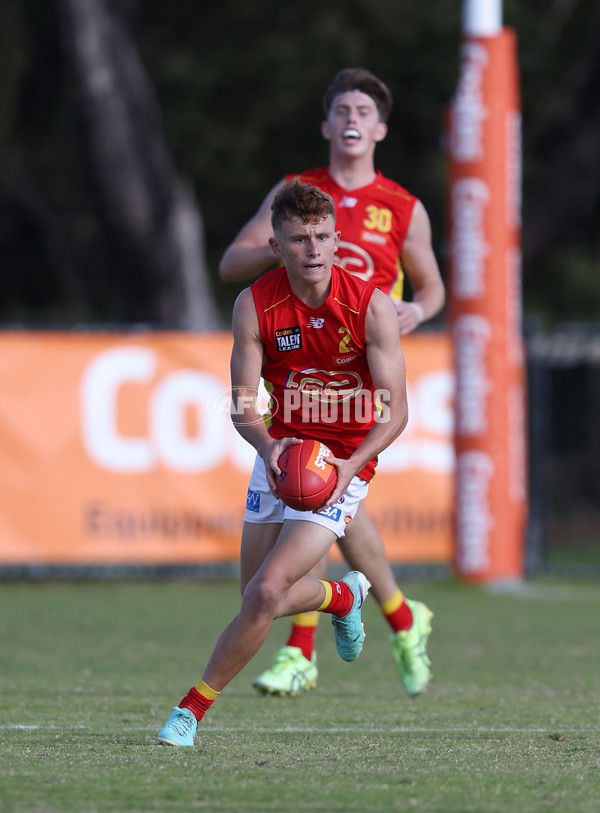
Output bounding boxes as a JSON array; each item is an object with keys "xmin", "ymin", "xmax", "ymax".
[
  {"xmin": 250, "ymin": 266, "xmax": 290, "ymax": 313},
  {"xmin": 372, "ymin": 171, "xmax": 418, "ymax": 205},
  {"xmin": 365, "ymin": 286, "xmax": 398, "ymax": 330},
  {"xmin": 251, "ymin": 265, "xmax": 286, "ymax": 293},
  {"xmin": 286, "ymin": 167, "xmax": 330, "ymax": 187},
  {"xmin": 232, "ymin": 285, "xmax": 258, "ymax": 332}
]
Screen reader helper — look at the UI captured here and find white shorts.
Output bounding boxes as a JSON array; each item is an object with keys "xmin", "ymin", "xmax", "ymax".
[{"xmin": 244, "ymin": 455, "xmax": 369, "ymax": 538}]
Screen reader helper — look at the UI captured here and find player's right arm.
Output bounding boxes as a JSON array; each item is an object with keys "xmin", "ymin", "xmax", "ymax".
[
  {"xmin": 230, "ymin": 287, "xmax": 300, "ymax": 490},
  {"xmin": 322, "ymin": 289, "xmax": 409, "ymax": 507},
  {"xmin": 395, "ymin": 199, "xmax": 445, "ymax": 334},
  {"xmin": 219, "ymin": 179, "xmax": 286, "ymax": 283}
]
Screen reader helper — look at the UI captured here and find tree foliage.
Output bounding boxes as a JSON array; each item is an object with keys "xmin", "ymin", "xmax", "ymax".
[{"xmin": 0, "ymin": 0, "xmax": 599, "ymax": 327}]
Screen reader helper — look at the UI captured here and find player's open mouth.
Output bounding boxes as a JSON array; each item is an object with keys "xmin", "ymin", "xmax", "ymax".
[{"xmin": 343, "ymin": 129, "xmax": 360, "ymax": 139}]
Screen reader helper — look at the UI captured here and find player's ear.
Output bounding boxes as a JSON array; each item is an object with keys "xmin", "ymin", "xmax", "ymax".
[
  {"xmin": 374, "ymin": 121, "xmax": 388, "ymax": 143},
  {"xmin": 269, "ymin": 235, "xmax": 282, "ymax": 257},
  {"xmin": 321, "ymin": 120, "xmax": 332, "ymax": 141}
]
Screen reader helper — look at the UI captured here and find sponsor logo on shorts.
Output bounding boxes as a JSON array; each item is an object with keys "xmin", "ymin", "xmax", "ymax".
[
  {"xmin": 316, "ymin": 505, "xmax": 342, "ymax": 521},
  {"xmin": 246, "ymin": 489, "xmax": 260, "ymax": 513},
  {"xmin": 344, "ymin": 515, "xmax": 353, "ymax": 525},
  {"xmin": 275, "ymin": 326, "xmax": 302, "ymax": 352}
]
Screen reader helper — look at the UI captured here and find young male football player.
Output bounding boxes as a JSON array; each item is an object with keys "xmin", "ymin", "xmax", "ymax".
[
  {"xmin": 157, "ymin": 179, "xmax": 408, "ymax": 746},
  {"xmin": 219, "ymin": 68, "xmax": 444, "ymax": 698}
]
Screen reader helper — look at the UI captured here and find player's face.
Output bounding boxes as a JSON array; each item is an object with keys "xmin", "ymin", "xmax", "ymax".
[
  {"xmin": 269, "ymin": 215, "xmax": 340, "ymax": 287},
  {"xmin": 321, "ymin": 91, "xmax": 388, "ymax": 157}
]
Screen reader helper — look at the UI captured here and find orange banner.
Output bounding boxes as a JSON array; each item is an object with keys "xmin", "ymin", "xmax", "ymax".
[
  {"xmin": 448, "ymin": 28, "xmax": 527, "ymax": 581},
  {"xmin": 0, "ymin": 331, "xmax": 453, "ymax": 566}
]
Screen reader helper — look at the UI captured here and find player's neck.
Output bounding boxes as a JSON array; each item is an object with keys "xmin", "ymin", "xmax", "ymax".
[
  {"xmin": 328, "ymin": 152, "xmax": 377, "ymax": 191},
  {"xmin": 287, "ymin": 276, "xmax": 331, "ymax": 309}
]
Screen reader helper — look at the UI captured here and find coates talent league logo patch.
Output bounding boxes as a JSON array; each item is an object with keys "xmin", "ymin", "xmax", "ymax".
[{"xmin": 275, "ymin": 326, "xmax": 302, "ymax": 352}]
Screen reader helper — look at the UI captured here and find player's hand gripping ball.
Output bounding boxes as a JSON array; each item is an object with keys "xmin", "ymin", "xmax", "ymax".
[{"xmin": 276, "ymin": 440, "xmax": 338, "ymax": 511}]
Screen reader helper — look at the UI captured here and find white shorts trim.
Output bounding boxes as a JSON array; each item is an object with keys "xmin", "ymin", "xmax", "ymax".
[{"xmin": 243, "ymin": 455, "xmax": 368, "ymax": 538}]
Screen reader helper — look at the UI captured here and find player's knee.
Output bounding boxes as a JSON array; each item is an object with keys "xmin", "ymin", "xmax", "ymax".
[{"xmin": 243, "ymin": 573, "xmax": 284, "ymax": 617}]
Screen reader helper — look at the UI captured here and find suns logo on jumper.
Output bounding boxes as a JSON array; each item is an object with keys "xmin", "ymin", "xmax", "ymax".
[
  {"xmin": 286, "ymin": 368, "xmax": 363, "ymax": 403},
  {"xmin": 335, "ymin": 240, "xmax": 374, "ymax": 281}
]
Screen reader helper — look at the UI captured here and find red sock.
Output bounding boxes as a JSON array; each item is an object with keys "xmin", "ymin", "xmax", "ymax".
[
  {"xmin": 317, "ymin": 580, "xmax": 354, "ymax": 617},
  {"xmin": 286, "ymin": 614, "xmax": 318, "ymax": 660},
  {"xmin": 381, "ymin": 589, "xmax": 413, "ymax": 633},
  {"xmin": 179, "ymin": 681, "xmax": 219, "ymax": 723}
]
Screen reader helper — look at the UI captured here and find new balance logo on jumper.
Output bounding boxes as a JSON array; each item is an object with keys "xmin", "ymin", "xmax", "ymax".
[{"xmin": 307, "ymin": 317, "xmax": 325, "ymax": 329}]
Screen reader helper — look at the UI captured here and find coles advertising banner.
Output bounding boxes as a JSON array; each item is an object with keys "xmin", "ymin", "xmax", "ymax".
[{"xmin": 0, "ymin": 331, "xmax": 453, "ymax": 566}]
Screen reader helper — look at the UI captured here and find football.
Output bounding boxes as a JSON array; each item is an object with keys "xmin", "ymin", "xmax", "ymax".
[{"xmin": 276, "ymin": 439, "xmax": 338, "ymax": 511}]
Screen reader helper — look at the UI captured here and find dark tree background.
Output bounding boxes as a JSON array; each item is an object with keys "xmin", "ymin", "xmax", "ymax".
[{"xmin": 1, "ymin": 0, "xmax": 599, "ymax": 329}]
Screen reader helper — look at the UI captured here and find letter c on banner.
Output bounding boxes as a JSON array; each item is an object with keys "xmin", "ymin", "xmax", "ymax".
[
  {"xmin": 81, "ymin": 347, "xmax": 228, "ymax": 473},
  {"xmin": 81, "ymin": 347, "xmax": 156, "ymax": 471}
]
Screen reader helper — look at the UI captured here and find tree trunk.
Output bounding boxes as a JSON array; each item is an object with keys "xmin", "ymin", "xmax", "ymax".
[{"xmin": 60, "ymin": 0, "xmax": 221, "ymax": 329}]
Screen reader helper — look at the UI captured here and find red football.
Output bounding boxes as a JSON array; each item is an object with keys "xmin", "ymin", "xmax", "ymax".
[{"xmin": 276, "ymin": 440, "xmax": 338, "ymax": 511}]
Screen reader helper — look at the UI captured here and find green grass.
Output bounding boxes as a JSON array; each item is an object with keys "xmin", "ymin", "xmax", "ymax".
[
  {"xmin": 547, "ymin": 539, "xmax": 600, "ymax": 571},
  {"xmin": 1, "ymin": 578, "xmax": 599, "ymax": 812}
]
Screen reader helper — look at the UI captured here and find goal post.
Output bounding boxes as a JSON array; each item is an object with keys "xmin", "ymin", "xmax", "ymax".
[{"xmin": 447, "ymin": 0, "xmax": 528, "ymax": 581}]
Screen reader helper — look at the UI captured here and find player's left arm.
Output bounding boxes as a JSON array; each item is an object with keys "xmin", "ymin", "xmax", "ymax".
[
  {"xmin": 322, "ymin": 289, "xmax": 408, "ymax": 506},
  {"xmin": 396, "ymin": 199, "xmax": 446, "ymax": 335}
]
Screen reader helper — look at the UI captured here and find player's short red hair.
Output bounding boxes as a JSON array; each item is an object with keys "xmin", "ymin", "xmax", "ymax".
[{"xmin": 271, "ymin": 178, "xmax": 336, "ymax": 233}]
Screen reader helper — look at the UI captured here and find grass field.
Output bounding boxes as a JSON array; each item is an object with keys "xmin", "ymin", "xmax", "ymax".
[{"xmin": 1, "ymin": 577, "xmax": 599, "ymax": 812}]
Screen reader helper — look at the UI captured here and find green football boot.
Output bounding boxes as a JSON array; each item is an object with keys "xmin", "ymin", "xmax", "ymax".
[
  {"xmin": 253, "ymin": 646, "xmax": 318, "ymax": 696},
  {"xmin": 391, "ymin": 599, "xmax": 433, "ymax": 696}
]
